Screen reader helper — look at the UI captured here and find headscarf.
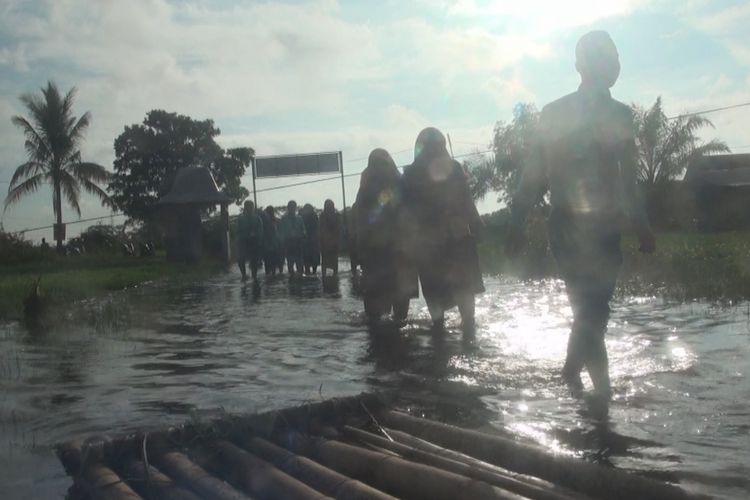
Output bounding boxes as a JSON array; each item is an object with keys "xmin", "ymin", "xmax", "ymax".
[
  {"xmin": 412, "ymin": 127, "xmax": 454, "ymax": 183},
  {"xmin": 323, "ymin": 199, "xmax": 336, "ymax": 215},
  {"xmin": 358, "ymin": 148, "xmax": 400, "ymax": 207}
]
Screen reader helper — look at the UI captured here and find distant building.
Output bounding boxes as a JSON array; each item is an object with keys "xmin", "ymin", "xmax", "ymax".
[{"xmin": 684, "ymin": 154, "xmax": 750, "ymax": 231}]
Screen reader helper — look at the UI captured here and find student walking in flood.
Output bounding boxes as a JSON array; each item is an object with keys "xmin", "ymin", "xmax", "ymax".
[
  {"xmin": 506, "ymin": 31, "xmax": 655, "ymax": 398},
  {"xmin": 401, "ymin": 130, "xmax": 484, "ymax": 332},
  {"xmin": 262, "ymin": 205, "xmax": 284, "ymax": 276},
  {"xmin": 319, "ymin": 199, "xmax": 341, "ymax": 277},
  {"xmin": 236, "ymin": 201, "xmax": 264, "ymax": 281},
  {"xmin": 279, "ymin": 200, "xmax": 306, "ymax": 277},
  {"xmin": 355, "ymin": 149, "xmax": 411, "ymax": 323},
  {"xmin": 301, "ymin": 203, "xmax": 320, "ymax": 275}
]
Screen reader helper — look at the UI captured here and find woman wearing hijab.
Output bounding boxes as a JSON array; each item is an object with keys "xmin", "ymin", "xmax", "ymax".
[
  {"xmin": 355, "ymin": 148, "xmax": 411, "ymax": 323},
  {"xmin": 319, "ymin": 199, "xmax": 341, "ymax": 277},
  {"xmin": 262, "ymin": 205, "xmax": 284, "ymax": 275},
  {"xmin": 301, "ymin": 203, "xmax": 321, "ymax": 275},
  {"xmin": 400, "ymin": 127, "xmax": 484, "ymax": 332}
]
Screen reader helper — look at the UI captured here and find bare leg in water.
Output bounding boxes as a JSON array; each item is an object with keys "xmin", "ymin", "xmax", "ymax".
[{"xmin": 457, "ymin": 292, "xmax": 476, "ymax": 334}]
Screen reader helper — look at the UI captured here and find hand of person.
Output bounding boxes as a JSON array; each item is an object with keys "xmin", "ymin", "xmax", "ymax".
[
  {"xmin": 637, "ymin": 227, "xmax": 656, "ymax": 254},
  {"xmin": 505, "ymin": 226, "xmax": 525, "ymax": 257}
]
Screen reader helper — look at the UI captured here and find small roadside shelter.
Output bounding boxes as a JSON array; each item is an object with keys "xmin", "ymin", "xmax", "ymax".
[{"xmin": 155, "ymin": 166, "xmax": 231, "ymax": 264}]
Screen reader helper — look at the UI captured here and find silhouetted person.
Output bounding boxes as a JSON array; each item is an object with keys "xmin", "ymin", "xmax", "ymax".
[
  {"xmin": 262, "ymin": 205, "xmax": 283, "ymax": 275},
  {"xmin": 506, "ymin": 31, "xmax": 656, "ymax": 397},
  {"xmin": 356, "ymin": 149, "xmax": 411, "ymax": 323},
  {"xmin": 401, "ymin": 129, "xmax": 484, "ymax": 332},
  {"xmin": 279, "ymin": 200, "xmax": 305, "ymax": 276},
  {"xmin": 237, "ymin": 200, "xmax": 264, "ymax": 281},
  {"xmin": 319, "ymin": 199, "xmax": 341, "ymax": 277},
  {"xmin": 301, "ymin": 203, "xmax": 320, "ymax": 275},
  {"xmin": 40, "ymin": 238, "xmax": 49, "ymax": 253}
]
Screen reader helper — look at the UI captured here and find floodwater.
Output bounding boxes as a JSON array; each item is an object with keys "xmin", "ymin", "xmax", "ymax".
[{"xmin": 1, "ymin": 262, "xmax": 749, "ymax": 499}]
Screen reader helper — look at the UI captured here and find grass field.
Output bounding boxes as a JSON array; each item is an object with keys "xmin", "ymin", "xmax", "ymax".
[
  {"xmin": 2, "ymin": 230, "xmax": 748, "ymax": 322},
  {"xmin": 479, "ymin": 229, "xmax": 750, "ymax": 301},
  {"xmin": 0, "ymin": 254, "xmax": 219, "ymax": 321}
]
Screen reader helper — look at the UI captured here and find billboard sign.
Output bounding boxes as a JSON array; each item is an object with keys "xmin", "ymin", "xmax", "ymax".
[{"xmin": 255, "ymin": 151, "xmax": 340, "ymax": 178}]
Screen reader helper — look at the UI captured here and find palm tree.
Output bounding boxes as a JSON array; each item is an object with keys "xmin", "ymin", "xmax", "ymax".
[
  {"xmin": 632, "ymin": 97, "xmax": 730, "ymax": 227},
  {"xmin": 4, "ymin": 81, "xmax": 111, "ymax": 252},
  {"xmin": 633, "ymin": 97, "xmax": 729, "ymax": 185}
]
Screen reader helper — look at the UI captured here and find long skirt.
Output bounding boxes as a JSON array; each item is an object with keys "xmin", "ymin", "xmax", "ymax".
[{"xmin": 417, "ymin": 236, "xmax": 484, "ymax": 315}]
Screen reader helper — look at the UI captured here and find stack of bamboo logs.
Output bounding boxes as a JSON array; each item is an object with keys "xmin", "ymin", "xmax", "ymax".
[{"xmin": 56, "ymin": 393, "xmax": 707, "ymax": 500}]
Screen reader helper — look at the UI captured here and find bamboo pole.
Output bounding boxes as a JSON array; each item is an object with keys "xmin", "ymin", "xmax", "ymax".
[
  {"xmin": 382, "ymin": 427, "xmax": 583, "ymax": 497},
  {"xmin": 154, "ymin": 451, "xmax": 253, "ymax": 500},
  {"xmin": 341, "ymin": 425, "xmax": 583, "ymax": 500},
  {"xmin": 382, "ymin": 411, "xmax": 707, "ymax": 500},
  {"xmin": 276, "ymin": 431, "xmax": 529, "ymax": 500},
  {"xmin": 199, "ymin": 440, "xmax": 333, "ymax": 500},
  {"xmin": 237, "ymin": 435, "xmax": 396, "ymax": 500},
  {"xmin": 118, "ymin": 458, "xmax": 203, "ymax": 500},
  {"xmin": 57, "ymin": 440, "xmax": 142, "ymax": 500}
]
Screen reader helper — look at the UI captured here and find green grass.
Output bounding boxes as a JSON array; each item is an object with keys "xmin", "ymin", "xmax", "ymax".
[
  {"xmin": 479, "ymin": 229, "xmax": 750, "ymax": 301},
  {"xmin": 0, "ymin": 254, "xmax": 220, "ymax": 321}
]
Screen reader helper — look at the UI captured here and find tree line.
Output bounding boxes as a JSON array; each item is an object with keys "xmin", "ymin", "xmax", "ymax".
[{"xmin": 4, "ymin": 81, "xmax": 730, "ymax": 252}]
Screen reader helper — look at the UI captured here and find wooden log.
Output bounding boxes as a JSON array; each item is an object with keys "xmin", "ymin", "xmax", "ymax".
[
  {"xmin": 237, "ymin": 435, "xmax": 396, "ymax": 500},
  {"xmin": 199, "ymin": 439, "xmax": 332, "ymax": 500},
  {"xmin": 341, "ymin": 425, "xmax": 583, "ymax": 500},
  {"xmin": 382, "ymin": 427, "xmax": 586, "ymax": 499},
  {"xmin": 117, "ymin": 458, "xmax": 203, "ymax": 500},
  {"xmin": 276, "ymin": 431, "xmax": 529, "ymax": 500},
  {"xmin": 382, "ymin": 411, "xmax": 707, "ymax": 500},
  {"xmin": 57, "ymin": 440, "xmax": 142, "ymax": 500},
  {"xmin": 154, "ymin": 451, "xmax": 252, "ymax": 500}
]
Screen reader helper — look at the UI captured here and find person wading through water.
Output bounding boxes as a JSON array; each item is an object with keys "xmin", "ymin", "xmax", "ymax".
[
  {"xmin": 401, "ymin": 128, "xmax": 484, "ymax": 333},
  {"xmin": 506, "ymin": 30, "xmax": 656, "ymax": 398},
  {"xmin": 355, "ymin": 149, "xmax": 411, "ymax": 324},
  {"xmin": 319, "ymin": 199, "xmax": 341, "ymax": 278},
  {"xmin": 279, "ymin": 200, "xmax": 306, "ymax": 277},
  {"xmin": 237, "ymin": 200, "xmax": 264, "ymax": 281}
]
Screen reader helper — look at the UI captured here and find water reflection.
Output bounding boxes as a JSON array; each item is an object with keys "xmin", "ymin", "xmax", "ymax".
[{"xmin": 0, "ymin": 266, "xmax": 749, "ymax": 498}]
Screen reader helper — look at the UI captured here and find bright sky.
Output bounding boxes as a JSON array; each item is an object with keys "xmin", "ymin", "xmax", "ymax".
[{"xmin": 1, "ymin": 0, "xmax": 748, "ymax": 241}]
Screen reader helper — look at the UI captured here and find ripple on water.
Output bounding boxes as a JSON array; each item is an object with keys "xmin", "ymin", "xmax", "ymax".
[{"xmin": 1, "ymin": 270, "xmax": 749, "ymax": 498}]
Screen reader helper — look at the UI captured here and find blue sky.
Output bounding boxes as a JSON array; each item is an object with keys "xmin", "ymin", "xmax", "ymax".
[{"xmin": 1, "ymin": 0, "xmax": 748, "ymax": 240}]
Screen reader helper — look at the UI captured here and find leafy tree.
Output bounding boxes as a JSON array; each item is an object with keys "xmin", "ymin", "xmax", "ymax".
[
  {"xmin": 468, "ymin": 103, "xmax": 540, "ymax": 204},
  {"xmin": 108, "ymin": 110, "xmax": 253, "ymax": 221},
  {"xmin": 4, "ymin": 81, "xmax": 111, "ymax": 252}
]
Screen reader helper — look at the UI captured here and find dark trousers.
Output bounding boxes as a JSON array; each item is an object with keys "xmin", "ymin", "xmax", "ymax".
[
  {"xmin": 238, "ymin": 247, "xmax": 261, "ymax": 279},
  {"xmin": 285, "ymin": 238, "xmax": 304, "ymax": 274},
  {"xmin": 550, "ymin": 212, "xmax": 622, "ymax": 393}
]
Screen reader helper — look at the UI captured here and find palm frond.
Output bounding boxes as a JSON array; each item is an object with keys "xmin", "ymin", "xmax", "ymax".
[
  {"xmin": 11, "ymin": 115, "xmax": 52, "ymax": 161},
  {"xmin": 59, "ymin": 170, "xmax": 82, "ymax": 216},
  {"xmin": 78, "ymin": 177, "xmax": 113, "ymax": 209},
  {"xmin": 70, "ymin": 161, "xmax": 110, "ymax": 184},
  {"xmin": 68, "ymin": 111, "xmax": 90, "ymax": 145},
  {"xmin": 8, "ymin": 161, "xmax": 45, "ymax": 188},
  {"xmin": 3, "ymin": 173, "xmax": 45, "ymax": 210}
]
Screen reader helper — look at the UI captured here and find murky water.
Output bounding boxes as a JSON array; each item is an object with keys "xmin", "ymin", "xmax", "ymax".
[{"xmin": 1, "ymin": 263, "xmax": 749, "ymax": 499}]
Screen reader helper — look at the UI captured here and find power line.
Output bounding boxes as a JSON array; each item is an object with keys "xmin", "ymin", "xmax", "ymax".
[
  {"xmin": 12, "ymin": 213, "xmax": 126, "ymax": 234},
  {"xmin": 667, "ymin": 101, "xmax": 750, "ymax": 120}
]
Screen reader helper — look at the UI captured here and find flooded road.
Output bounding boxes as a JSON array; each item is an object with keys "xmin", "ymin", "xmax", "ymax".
[{"xmin": 1, "ymin": 263, "xmax": 749, "ymax": 499}]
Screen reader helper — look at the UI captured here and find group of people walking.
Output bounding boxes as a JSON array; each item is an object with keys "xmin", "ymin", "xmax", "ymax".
[
  {"xmin": 236, "ymin": 30, "xmax": 656, "ymax": 398},
  {"xmin": 236, "ymin": 200, "xmax": 342, "ymax": 281}
]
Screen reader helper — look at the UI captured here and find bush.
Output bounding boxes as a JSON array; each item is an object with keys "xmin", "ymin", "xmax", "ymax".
[{"xmin": 0, "ymin": 231, "xmax": 43, "ymax": 266}]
